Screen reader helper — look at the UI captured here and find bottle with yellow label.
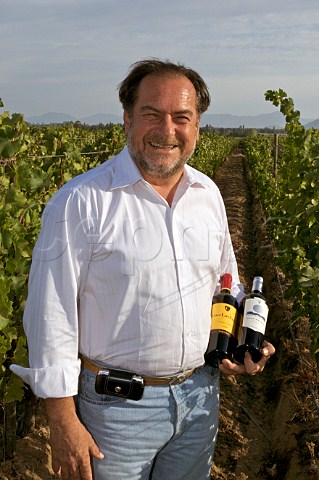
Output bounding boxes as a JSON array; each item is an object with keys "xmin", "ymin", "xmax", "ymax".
[{"xmin": 204, "ymin": 273, "xmax": 239, "ymax": 368}]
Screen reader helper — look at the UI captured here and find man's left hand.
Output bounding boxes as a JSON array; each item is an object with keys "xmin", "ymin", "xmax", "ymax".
[{"xmin": 219, "ymin": 340, "xmax": 275, "ymax": 376}]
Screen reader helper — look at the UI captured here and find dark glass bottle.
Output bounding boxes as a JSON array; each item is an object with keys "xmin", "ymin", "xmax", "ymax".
[
  {"xmin": 234, "ymin": 276, "xmax": 269, "ymax": 364},
  {"xmin": 204, "ymin": 273, "xmax": 239, "ymax": 368}
]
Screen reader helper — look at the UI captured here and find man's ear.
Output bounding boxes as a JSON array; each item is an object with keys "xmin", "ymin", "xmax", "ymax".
[{"xmin": 123, "ymin": 111, "xmax": 130, "ymax": 134}]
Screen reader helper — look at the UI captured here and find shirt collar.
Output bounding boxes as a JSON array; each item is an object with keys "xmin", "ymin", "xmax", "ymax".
[
  {"xmin": 110, "ymin": 146, "xmax": 143, "ymax": 189},
  {"xmin": 110, "ymin": 146, "xmax": 210, "ymax": 190},
  {"xmin": 183, "ymin": 164, "xmax": 211, "ymax": 189}
]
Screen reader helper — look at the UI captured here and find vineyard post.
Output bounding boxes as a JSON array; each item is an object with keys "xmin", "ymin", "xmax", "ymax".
[
  {"xmin": 273, "ymin": 133, "xmax": 279, "ymax": 178},
  {"xmin": 4, "ymin": 402, "xmax": 17, "ymax": 459}
]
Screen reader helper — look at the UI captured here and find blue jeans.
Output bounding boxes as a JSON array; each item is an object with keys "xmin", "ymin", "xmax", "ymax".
[{"xmin": 77, "ymin": 365, "xmax": 220, "ymax": 480}]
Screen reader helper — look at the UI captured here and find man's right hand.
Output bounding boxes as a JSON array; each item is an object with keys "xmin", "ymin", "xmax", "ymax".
[{"xmin": 44, "ymin": 397, "xmax": 104, "ymax": 479}]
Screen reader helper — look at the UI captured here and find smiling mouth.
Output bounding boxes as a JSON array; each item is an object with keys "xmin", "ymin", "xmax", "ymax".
[{"xmin": 150, "ymin": 142, "xmax": 177, "ymax": 149}]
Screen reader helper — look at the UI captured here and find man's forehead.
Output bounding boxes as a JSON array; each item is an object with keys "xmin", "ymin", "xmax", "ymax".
[{"xmin": 136, "ymin": 74, "xmax": 197, "ymax": 104}]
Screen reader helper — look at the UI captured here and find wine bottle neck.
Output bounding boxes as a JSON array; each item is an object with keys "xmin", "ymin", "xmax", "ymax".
[
  {"xmin": 220, "ymin": 287, "xmax": 231, "ymax": 294},
  {"xmin": 220, "ymin": 273, "xmax": 232, "ymax": 291},
  {"xmin": 251, "ymin": 276, "xmax": 263, "ymax": 293}
]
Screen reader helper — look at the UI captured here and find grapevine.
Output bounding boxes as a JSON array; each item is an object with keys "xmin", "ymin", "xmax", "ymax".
[
  {"xmin": 190, "ymin": 131, "xmax": 237, "ymax": 177},
  {"xmin": 244, "ymin": 90, "xmax": 319, "ymax": 354},
  {"xmin": 0, "ymin": 114, "xmax": 126, "ymax": 406}
]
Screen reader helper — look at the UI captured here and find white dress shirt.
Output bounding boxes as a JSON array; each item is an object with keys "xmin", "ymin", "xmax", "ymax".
[{"xmin": 11, "ymin": 146, "xmax": 242, "ymax": 398}]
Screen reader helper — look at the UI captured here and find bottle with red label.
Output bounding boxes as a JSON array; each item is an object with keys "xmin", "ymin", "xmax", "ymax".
[
  {"xmin": 204, "ymin": 273, "xmax": 239, "ymax": 368},
  {"xmin": 234, "ymin": 276, "xmax": 269, "ymax": 364}
]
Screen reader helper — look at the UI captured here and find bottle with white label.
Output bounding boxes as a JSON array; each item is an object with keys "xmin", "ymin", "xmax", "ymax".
[
  {"xmin": 204, "ymin": 273, "xmax": 239, "ymax": 368},
  {"xmin": 234, "ymin": 276, "xmax": 269, "ymax": 364}
]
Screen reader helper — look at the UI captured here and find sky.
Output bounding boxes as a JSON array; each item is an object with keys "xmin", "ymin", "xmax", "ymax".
[{"xmin": 1, "ymin": 0, "xmax": 319, "ymax": 121}]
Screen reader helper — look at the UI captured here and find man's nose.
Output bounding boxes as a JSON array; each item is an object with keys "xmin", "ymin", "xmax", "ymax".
[{"xmin": 158, "ymin": 114, "xmax": 176, "ymax": 136}]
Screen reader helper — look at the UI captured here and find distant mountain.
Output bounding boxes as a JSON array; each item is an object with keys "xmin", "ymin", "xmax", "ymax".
[
  {"xmin": 201, "ymin": 111, "xmax": 314, "ymax": 128},
  {"xmin": 80, "ymin": 113, "xmax": 123, "ymax": 124},
  {"xmin": 25, "ymin": 111, "xmax": 315, "ymax": 128},
  {"xmin": 201, "ymin": 112, "xmax": 285, "ymax": 128},
  {"xmin": 25, "ymin": 112, "xmax": 122, "ymax": 125},
  {"xmin": 304, "ymin": 118, "xmax": 319, "ymax": 129},
  {"xmin": 25, "ymin": 112, "xmax": 77, "ymax": 124}
]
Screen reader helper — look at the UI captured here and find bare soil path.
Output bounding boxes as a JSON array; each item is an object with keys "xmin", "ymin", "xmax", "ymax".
[
  {"xmin": 1, "ymin": 149, "xmax": 318, "ymax": 479},
  {"xmin": 212, "ymin": 149, "xmax": 319, "ymax": 480}
]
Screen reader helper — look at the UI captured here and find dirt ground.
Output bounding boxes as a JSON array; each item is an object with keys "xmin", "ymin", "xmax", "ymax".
[
  {"xmin": 212, "ymin": 150, "xmax": 319, "ymax": 479},
  {"xmin": 1, "ymin": 150, "xmax": 319, "ymax": 479}
]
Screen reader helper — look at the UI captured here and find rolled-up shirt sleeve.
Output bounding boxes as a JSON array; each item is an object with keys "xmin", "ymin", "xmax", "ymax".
[
  {"xmin": 10, "ymin": 186, "xmax": 91, "ymax": 398},
  {"xmin": 10, "ymin": 362, "xmax": 81, "ymax": 399}
]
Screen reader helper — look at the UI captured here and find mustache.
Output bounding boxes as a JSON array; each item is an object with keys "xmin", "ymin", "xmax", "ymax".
[{"xmin": 145, "ymin": 135, "xmax": 182, "ymax": 147}]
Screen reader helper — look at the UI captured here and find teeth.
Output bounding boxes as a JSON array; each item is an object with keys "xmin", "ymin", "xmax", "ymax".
[{"xmin": 151, "ymin": 143, "xmax": 175, "ymax": 149}]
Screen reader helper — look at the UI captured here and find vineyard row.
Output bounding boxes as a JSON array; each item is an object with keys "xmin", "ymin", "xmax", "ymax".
[
  {"xmin": 244, "ymin": 89, "xmax": 319, "ymax": 355},
  {"xmin": 1, "ymin": 92, "xmax": 318, "ymax": 458}
]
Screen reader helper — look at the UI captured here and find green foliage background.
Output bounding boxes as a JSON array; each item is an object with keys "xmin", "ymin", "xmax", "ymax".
[
  {"xmin": 244, "ymin": 89, "xmax": 319, "ymax": 354},
  {"xmin": 0, "ymin": 109, "xmax": 235, "ymax": 404}
]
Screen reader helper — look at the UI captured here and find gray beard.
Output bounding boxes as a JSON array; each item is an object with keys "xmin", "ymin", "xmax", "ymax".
[{"xmin": 126, "ymin": 136, "xmax": 196, "ymax": 179}]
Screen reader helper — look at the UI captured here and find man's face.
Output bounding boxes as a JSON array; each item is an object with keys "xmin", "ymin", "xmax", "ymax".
[{"xmin": 124, "ymin": 74, "xmax": 200, "ymax": 180}]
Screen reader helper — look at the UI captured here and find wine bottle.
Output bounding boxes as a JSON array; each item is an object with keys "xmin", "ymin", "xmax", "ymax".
[
  {"xmin": 234, "ymin": 276, "xmax": 269, "ymax": 364},
  {"xmin": 204, "ymin": 273, "xmax": 239, "ymax": 368}
]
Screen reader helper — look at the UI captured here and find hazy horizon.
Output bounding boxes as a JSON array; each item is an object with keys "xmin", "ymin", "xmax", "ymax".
[{"xmin": 2, "ymin": 0, "xmax": 319, "ymax": 120}]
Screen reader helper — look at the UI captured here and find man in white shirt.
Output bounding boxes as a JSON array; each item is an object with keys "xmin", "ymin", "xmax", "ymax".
[{"xmin": 11, "ymin": 59, "xmax": 275, "ymax": 480}]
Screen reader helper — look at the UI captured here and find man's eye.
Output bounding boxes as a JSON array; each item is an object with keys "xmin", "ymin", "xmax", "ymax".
[
  {"xmin": 143, "ymin": 113, "xmax": 160, "ymax": 120},
  {"xmin": 175, "ymin": 116, "xmax": 191, "ymax": 124}
]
